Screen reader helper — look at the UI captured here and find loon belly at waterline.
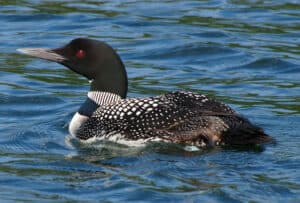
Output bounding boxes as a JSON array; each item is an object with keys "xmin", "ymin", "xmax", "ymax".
[{"xmin": 17, "ymin": 38, "xmax": 273, "ymax": 147}]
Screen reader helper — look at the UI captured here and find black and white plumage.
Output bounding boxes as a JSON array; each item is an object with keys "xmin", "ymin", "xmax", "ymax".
[
  {"xmin": 17, "ymin": 38, "xmax": 273, "ymax": 147},
  {"xmin": 74, "ymin": 91, "xmax": 232, "ymax": 145},
  {"xmin": 70, "ymin": 90, "xmax": 269, "ymax": 147}
]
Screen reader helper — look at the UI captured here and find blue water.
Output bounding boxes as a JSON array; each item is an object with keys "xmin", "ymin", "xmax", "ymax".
[{"xmin": 1, "ymin": 0, "xmax": 300, "ymax": 202}]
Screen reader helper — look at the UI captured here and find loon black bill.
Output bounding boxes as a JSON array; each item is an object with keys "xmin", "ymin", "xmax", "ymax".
[{"xmin": 17, "ymin": 48, "xmax": 66, "ymax": 62}]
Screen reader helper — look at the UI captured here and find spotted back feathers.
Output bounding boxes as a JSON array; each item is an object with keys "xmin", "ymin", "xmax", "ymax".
[{"xmin": 75, "ymin": 91, "xmax": 263, "ymax": 146}]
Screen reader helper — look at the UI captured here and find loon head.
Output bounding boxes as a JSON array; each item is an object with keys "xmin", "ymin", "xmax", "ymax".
[{"xmin": 17, "ymin": 38, "xmax": 128, "ymax": 98}]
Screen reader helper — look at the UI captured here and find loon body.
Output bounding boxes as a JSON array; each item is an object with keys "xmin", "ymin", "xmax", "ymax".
[{"xmin": 18, "ymin": 38, "xmax": 272, "ymax": 147}]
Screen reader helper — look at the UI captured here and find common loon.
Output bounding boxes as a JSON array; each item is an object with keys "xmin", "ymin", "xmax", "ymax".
[{"xmin": 18, "ymin": 38, "xmax": 272, "ymax": 147}]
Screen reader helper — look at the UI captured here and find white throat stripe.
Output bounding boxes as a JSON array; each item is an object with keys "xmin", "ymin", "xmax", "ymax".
[{"xmin": 88, "ymin": 91, "xmax": 122, "ymax": 106}]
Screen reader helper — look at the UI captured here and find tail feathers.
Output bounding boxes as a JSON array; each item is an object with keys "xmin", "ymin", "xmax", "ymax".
[{"xmin": 223, "ymin": 124, "xmax": 274, "ymax": 145}]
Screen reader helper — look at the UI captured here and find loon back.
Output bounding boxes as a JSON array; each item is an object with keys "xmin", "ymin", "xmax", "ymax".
[
  {"xmin": 75, "ymin": 91, "xmax": 271, "ymax": 147},
  {"xmin": 17, "ymin": 38, "xmax": 273, "ymax": 147}
]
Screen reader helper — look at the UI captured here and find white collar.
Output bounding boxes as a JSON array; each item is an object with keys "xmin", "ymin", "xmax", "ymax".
[{"xmin": 87, "ymin": 91, "xmax": 122, "ymax": 106}]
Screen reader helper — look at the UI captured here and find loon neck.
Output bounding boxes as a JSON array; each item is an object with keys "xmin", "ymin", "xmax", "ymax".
[
  {"xmin": 88, "ymin": 91, "xmax": 122, "ymax": 106},
  {"xmin": 78, "ymin": 91, "xmax": 122, "ymax": 117},
  {"xmin": 90, "ymin": 75, "xmax": 127, "ymax": 99},
  {"xmin": 89, "ymin": 49, "xmax": 128, "ymax": 99}
]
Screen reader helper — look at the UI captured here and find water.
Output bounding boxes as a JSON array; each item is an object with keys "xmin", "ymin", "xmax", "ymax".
[{"xmin": 0, "ymin": 0, "xmax": 300, "ymax": 202}]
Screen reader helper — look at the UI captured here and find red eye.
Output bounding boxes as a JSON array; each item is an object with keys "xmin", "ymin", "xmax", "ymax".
[{"xmin": 76, "ymin": 49, "xmax": 85, "ymax": 59}]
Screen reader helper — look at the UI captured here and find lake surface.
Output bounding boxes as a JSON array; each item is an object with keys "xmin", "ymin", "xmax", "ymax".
[{"xmin": 0, "ymin": 0, "xmax": 300, "ymax": 202}]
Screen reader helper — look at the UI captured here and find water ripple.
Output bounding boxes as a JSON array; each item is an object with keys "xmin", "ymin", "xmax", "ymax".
[{"xmin": 0, "ymin": 0, "xmax": 300, "ymax": 202}]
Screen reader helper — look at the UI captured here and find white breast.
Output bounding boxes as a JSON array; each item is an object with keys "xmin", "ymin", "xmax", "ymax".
[{"xmin": 69, "ymin": 112, "xmax": 89, "ymax": 137}]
